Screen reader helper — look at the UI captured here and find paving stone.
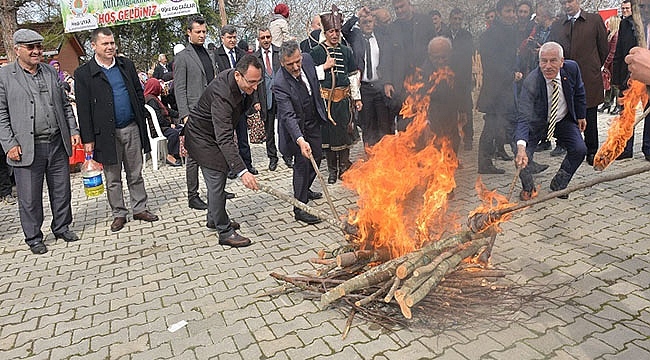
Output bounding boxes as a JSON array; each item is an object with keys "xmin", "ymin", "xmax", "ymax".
[
  {"xmin": 109, "ymin": 333, "xmax": 149, "ymax": 358},
  {"xmin": 130, "ymin": 343, "xmax": 173, "ymax": 360},
  {"xmin": 489, "ymin": 342, "xmax": 545, "ymax": 360},
  {"xmin": 557, "ymin": 316, "xmax": 607, "ymax": 343},
  {"xmin": 562, "ymin": 337, "xmax": 617, "ymax": 359},
  {"xmin": 603, "ymin": 343, "xmax": 650, "ymax": 360},
  {"xmin": 593, "ymin": 323, "xmax": 645, "ymax": 351}
]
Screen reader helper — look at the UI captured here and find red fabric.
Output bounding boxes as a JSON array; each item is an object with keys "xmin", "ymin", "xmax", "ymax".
[
  {"xmin": 274, "ymin": 3, "xmax": 289, "ymax": 18},
  {"xmin": 143, "ymin": 78, "xmax": 169, "ymax": 118}
]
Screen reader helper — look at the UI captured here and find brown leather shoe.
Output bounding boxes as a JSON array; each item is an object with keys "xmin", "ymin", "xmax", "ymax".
[
  {"xmin": 206, "ymin": 220, "xmax": 240, "ymax": 230},
  {"xmin": 133, "ymin": 210, "xmax": 159, "ymax": 222},
  {"xmin": 111, "ymin": 217, "xmax": 127, "ymax": 232},
  {"xmin": 219, "ymin": 232, "xmax": 251, "ymax": 247}
]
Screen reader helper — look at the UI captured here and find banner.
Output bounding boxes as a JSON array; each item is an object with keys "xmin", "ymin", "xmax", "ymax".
[{"xmin": 60, "ymin": 0, "xmax": 198, "ymax": 33}]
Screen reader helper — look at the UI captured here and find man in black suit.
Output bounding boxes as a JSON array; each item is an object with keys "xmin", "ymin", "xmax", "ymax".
[
  {"xmin": 253, "ymin": 28, "xmax": 287, "ymax": 171},
  {"xmin": 184, "ymin": 55, "xmax": 261, "ymax": 247},
  {"xmin": 152, "ymin": 54, "xmax": 171, "ymax": 80},
  {"xmin": 214, "ymin": 25, "xmax": 258, "ymax": 175},
  {"xmin": 342, "ymin": 7, "xmax": 393, "ymax": 147},
  {"xmin": 273, "ymin": 40, "xmax": 328, "ymax": 225}
]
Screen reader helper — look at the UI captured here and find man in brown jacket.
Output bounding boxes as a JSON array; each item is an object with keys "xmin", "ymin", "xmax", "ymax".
[
  {"xmin": 550, "ymin": 0, "xmax": 608, "ymax": 165},
  {"xmin": 183, "ymin": 55, "xmax": 260, "ymax": 247}
]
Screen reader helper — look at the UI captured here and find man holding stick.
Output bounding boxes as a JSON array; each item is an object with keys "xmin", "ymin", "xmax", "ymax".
[{"xmin": 273, "ymin": 40, "xmax": 328, "ymax": 225}]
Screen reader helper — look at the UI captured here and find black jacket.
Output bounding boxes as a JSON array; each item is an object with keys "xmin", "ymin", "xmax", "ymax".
[{"xmin": 612, "ymin": 16, "xmax": 637, "ymax": 90}]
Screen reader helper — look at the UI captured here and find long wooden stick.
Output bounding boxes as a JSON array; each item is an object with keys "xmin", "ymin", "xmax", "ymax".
[{"xmin": 309, "ymin": 153, "xmax": 339, "ymax": 219}]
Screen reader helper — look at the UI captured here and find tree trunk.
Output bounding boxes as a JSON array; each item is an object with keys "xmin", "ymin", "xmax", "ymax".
[{"xmin": 0, "ymin": 0, "xmax": 18, "ymax": 62}]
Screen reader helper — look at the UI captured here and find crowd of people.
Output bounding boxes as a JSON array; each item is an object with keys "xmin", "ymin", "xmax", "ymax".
[{"xmin": 2, "ymin": 0, "xmax": 650, "ymax": 255}]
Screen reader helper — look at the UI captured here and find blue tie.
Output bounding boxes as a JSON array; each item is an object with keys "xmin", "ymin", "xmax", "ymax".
[{"xmin": 229, "ymin": 49, "xmax": 236, "ymax": 68}]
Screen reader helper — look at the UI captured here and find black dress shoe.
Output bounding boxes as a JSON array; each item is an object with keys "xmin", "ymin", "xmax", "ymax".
[
  {"xmin": 616, "ymin": 152, "xmax": 633, "ymax": 160},
  {"xmin": 189, "ymin": 197, "xmax": 208, "ymax": 210},
  {"xmin": 308, "ymin": 190, "xmax": 323, "ymax": 200},
  {"xmin": 207, "ymin": 220, "xmax": 240, "ymax": 230},
  {"xmin": 283, "ymin": 156, "xmax": 293, "ymax": 168},
  {"xmin": 478, "ymin": 164, "xmax": 505, "ymax": 174},
  {"xmin": 219, "ymin": 232, "xmax": 252, "ymax": 247},
  {"xmin": 166, "ymin": 159, "xmax": 182, "ymax": 167},
  {"xmin": 248, "ymin": 167, "xmax": 259, "ymax": 175},
  {"xmin": 535, "ymin": 141, "xmax": 552, "ymax": 152},
  {"xmin": 225, "ymin": 191, "xmax": 235, "ymax": 200},
  {"xmin": 269, "ymin": 159, "xmax": 278, "ymax": 171},
  {"xmin": 29, "ymin": 241, "xmax": 48, "ymax": 255},
  {"xmin": 550, "ymin": 146, "xmax": 567, "ymax": 157},
  {"xmin": 55, "ymin": 230, "xmax": 80, "ymax": 242},
  {"xmin": 295, "ymin": 209, "xmax": 322, "ymax": 224},
  {"xmin": 111, "ymin": 217, "xmax": 127, "ymax": 232},
  {"xmin": 586, "ymin": 154, "xmax": 595, "ymax": 166}
]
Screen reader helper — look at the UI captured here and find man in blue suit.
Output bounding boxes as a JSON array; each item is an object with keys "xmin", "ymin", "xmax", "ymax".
[
  {"xmin": 514, "ymin": 42, "xmax": 587, "ymax": 200},
  {"xmin": 273, "ymin": 40, "xmax": 329, "ymax": 225}
]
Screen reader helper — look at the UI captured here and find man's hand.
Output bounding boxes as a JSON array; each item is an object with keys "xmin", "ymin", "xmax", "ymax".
[
  {"xmin": 71, "ymin": 134, "xmax": 81, "ymax": 146},
  {"xmin": 7, "ymin": 145, "xmax": 21, "ymax": 162},
  {"xmin": 182, "ymin": 116, "xmax": 189, "ymax": 124},
  {"xmin": 625, "ymin": 47, "xmax": 650, "ymax": 85},
  {"xmin": 357, "ymin": 6, "xmax": 370, "ymax": 18},
  {"xmin": 84, "ymin": 142, "xmax": 95, "ymax": 154},
  {"xmin": 577, "ymin": 118, "xmax": 587, "ymax": 132},
  {"xmin": 515, "ymin": 144, "xmax": 528, "ymax": 169},
  {"xmin": 354, "ymin": 100, "xmax": 363, "ymax": 112},
  {"xmin": 323, "ymin": 55, "xmax": 336, "ymax": 71},
  {"xmin": 514, "ymin": 72, "xmax": 523, "ymax": 81},
  {"xmin": 253, "ymin": 102, "xmax": 261, "ymax": 112},
  {"xmin": 384, "ymin": 84, "xmax": 394, "ymax": 98},
  {"xmin": 241, "ymin": 172, "xmax": 259, "ymax": 191},
  {"xmin": 298, "ymin": 138, "xmax": 312, "ymax": 159}
]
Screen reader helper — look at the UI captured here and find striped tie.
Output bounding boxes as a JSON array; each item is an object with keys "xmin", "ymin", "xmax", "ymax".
[{"xmin": 547, "ymin": 79, "xmax": 560, "ymax": 141}]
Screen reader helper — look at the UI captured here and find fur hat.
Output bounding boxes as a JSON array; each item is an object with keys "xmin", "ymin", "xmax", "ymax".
[{"xmin": 320, "ymin": 5, "xmax": 343, "ymax": 32}]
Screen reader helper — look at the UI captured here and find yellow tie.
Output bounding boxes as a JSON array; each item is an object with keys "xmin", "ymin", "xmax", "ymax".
[{"xmin": 547, "ymin": 79, "xmax": 560, "ymax": 141}]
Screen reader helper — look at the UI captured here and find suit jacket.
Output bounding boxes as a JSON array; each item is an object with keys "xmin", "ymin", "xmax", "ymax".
[
  {"xmin": 152, "ymin": 62, "xmax": 171, "ymax": 80},
  {"xmin": 75, "ymin": 56, "xmax": 150, "ymax": 165},
  {"xmin": 612, "ymin": 16, "xmax": 636, "ymax": 90},
  {"xmin": 342, "ymin": 15, "xmax": 388, "ymax": 84},
  {"xmin": 272, "ymin": 53, "xmax": 328, "ymax": 157},
  {"xmin": 549, "ymin": 10, "xmax": 608, "ymax": 107},
  {"xmin": 515, "ymin": 60, "xmax": 586, "ymax": 145},
  {"xmin": 173, "ymin": 44, "xmax": 217, "ymax": 119},
  {"xmin": 253, "ymin": 44, "xmax": 281, "ymax": 118},
  {"xmin": 215, "ymin": 45, "xmax": 245, "ymax": 74},
  {"xmin": 184, "ymin": 69, "xmax": 253, "ymax": 173},
  {"xmin": 0, "ymin": 62, "xmax": 79, "ymax": 166}
]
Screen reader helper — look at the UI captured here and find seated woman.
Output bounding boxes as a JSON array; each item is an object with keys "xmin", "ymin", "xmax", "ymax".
[{"xmin": 143, "ymin": 78, "xmax": 182, "ymax": 166}]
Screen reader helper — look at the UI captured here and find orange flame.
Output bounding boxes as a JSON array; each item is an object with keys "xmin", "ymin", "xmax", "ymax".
[
  {"xmin": 594, "ymin": 80, "xmax": 649, "ymax": 170},
  {"xmin": 468, "ymin": 177, "xmax": 516, "ymax": 232},
  {"xmin": 342, "ymin": 67, "xmax": 459, "ymax": 259}
]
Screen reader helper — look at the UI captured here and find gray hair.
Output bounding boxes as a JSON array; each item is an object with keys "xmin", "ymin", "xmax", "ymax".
[
  {"xmin": 158, "ymin": 53, "xmax": 166, "ymax": 61},
  {"xmin": 428, "ymin": 36, "xmax": 452, "ymax": 50},
  {"xmin": 280, "ymin": 40, "xmax": 301, "ymax": 60},
  {"xmin": 221, "ymin": 24, "xmax": 237, "ymax": 36},
  {"xmin": 539, "ymin": 41, "xmax": 564, "ymax": 59}
]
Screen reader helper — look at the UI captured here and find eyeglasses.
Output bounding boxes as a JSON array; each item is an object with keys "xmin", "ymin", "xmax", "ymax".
[
  {"xmin": 239, "ymin": 73, "xmax": 261, "ymax": 86},
  {"xmin": 259, "ymin": 35, "xmax": 271, "ymax": 39},
  {"xmin": 19, "ymin": 43, "xmax": 43, "ymax": 51}
]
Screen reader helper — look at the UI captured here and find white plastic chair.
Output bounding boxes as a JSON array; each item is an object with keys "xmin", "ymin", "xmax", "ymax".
[{"xmin": 144, "ymin": 104, "xmax": 168, "ymax": 171}]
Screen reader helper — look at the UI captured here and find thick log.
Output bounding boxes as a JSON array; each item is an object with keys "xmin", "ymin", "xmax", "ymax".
[
  {"xmin": 336, "ymin": 248, "xmax": 390, "ymax": 267},
  {"xmin": 412, "ymin": 248, "xmax": 456, "ymax": 278}
]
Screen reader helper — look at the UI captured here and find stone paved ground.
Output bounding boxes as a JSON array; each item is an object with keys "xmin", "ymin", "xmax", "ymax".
[{"xmin": 1, "ymin": 111, "xmax": 649, "ymax": 360}]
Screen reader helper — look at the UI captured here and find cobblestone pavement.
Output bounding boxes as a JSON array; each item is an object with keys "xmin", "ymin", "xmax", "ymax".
[{"xmin": 1, "ymin": 111, "xmax": 649, "ymax": 360}]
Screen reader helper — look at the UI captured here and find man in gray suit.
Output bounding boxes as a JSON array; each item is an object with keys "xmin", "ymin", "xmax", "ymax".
[
  {"xmin": 174, "ymin": 16, "xmax": 216, "ymax": 211},
  {"xmin": 0, "ymin": 29, "xmax": 81, "ymax": 254}
]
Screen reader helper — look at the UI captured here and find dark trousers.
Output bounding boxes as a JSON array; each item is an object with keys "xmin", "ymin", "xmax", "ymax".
[
  {"xmin": 584, "ymin": 107, "xmax": 599, "ymax": 155},
  {"xmin": 623, "ymin": 103, "xmax": 650, "ymax": 156},
  {"xmin": 479, "ymin": 112, "xmax": 514, "ymax": 164},
  {"xmin": 293, "ymin": 136, "xmax": 322, "ymax": 211},
  {"xmin": 0, "ymin": 153, "xmax": 11, "ymax": 197},
  {"xmin": 14, "ymin": 138, "xmax": 72, "ymax": 245},
  {"xmin": 360, "ymin": 82, "xmax": 393, "ymax": 147},
  {"xmin": 162, "ymin": 127, "xmax": 181, "ymax": 156},
  {"xmin": 236, "ymin": 115, "xmax": 253, "ymax": 170},
  {"xmin": 186, "ymin": 155, "xmax": 201, "ymax": 201},
  {"xmin": 201, "ymin": 166, "xmax": 234, "ymax": 240},
  {"xmin": 264, "ymin": 107, "xmax": 279, "ymax": 162}
]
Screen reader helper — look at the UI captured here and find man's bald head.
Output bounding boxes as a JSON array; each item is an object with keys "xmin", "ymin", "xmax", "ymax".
[{"xmin": 428, "ymin": 36, "xmax": 452, "ymax": 68}]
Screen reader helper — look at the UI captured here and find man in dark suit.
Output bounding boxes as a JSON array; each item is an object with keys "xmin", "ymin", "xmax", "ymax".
[
  {"xmin": 514, "ymin": 42, "xmax": 587, "ymax": 201},
  {"xmin": 215, "ymin": 24, "xmax": 257, "ymax": 176},
  {"xmin": 342, "ymin": 7, "xmax": 393, "ymax": 148},
  {"xmin": 76, "ymin": 27, "xmax": 159, "ymax": 232},
  {"xmin": 174, "ymin": 16, "xmax": 217, "ymax": 210},
  {"xmin": 549, "ymin": 0, "xmax": 608, "ymax": 164},
  {"xmin": 184, "ymin": 55, "xmax": 261, "ymax": 247},
  {"xmin": 152, "ymin": 54, "xmax": 171, "ymax": 80},
  {"xmin": 253, "ymin": 28, "xmax": 285, "ymax": 171},
  {"xmin": 273, "ymin": 41, "xmax": 328, "ymax": 224},
  {"xmin": 0, "ymin": 29, "xmax": 81, "ymax": 254}
]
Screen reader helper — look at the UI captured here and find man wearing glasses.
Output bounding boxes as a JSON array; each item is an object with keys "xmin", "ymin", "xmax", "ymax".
[
  {"xmin": 184, "ymin": 54, "xmax": 261, "ymax": 248},
  {"xmin": 0, "ymin": 29, "xmax": 81, "ymax": 254}
]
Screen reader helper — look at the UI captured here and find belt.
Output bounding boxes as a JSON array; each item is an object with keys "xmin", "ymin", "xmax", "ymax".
[{"xmin": 320, "ymin": 87, "xmax": 350, "ymax": 103}]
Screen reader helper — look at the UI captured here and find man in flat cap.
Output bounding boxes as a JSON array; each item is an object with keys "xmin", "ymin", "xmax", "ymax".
[
  {"xmin": 310, "ymin": 5, "xmax": 362, "ymax": 184},
  {"xmin": 0, "ymin": 29, "xmax": 81, "ymax": 254}
]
